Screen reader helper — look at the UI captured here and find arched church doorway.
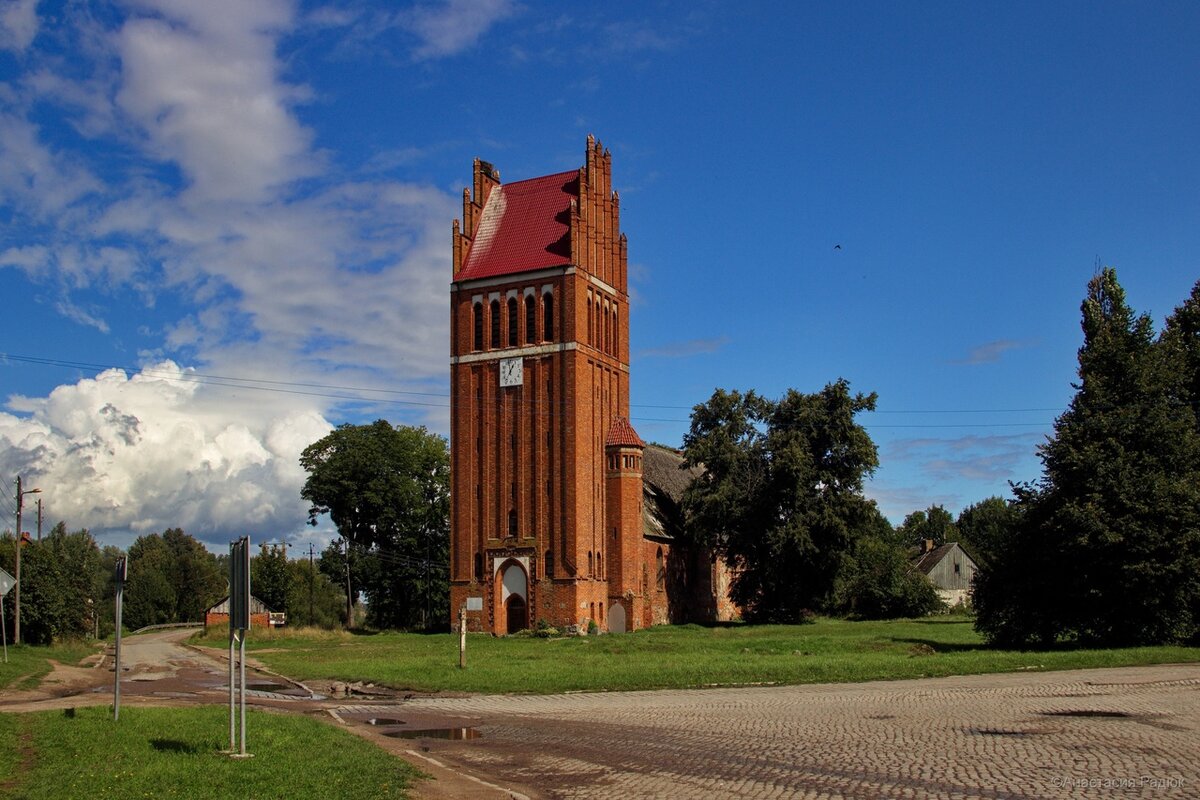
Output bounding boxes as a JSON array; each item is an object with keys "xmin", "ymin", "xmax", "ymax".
[
  {"xmin": 506, "ymin": 595, "xmax": 527, "ymax": 634},
  {"xmin": 500, "ymin": 561, "xmax": 528, "ymax": 634},
  {"xmin": 607, "ymin": 602, "xmax": 626, "ymax": 633}
]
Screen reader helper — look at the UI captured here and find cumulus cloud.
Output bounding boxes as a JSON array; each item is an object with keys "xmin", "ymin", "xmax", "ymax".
[
  {"xmin": 0, "ymin": 362, "xmax": 333, "ymax": 547},
  {"xmin": 1, "ymin": 2, "xmax": 461, "ymax": 547},
  {"xmin": 116, "ymin": 0, "xmax": 316, "ymax": 203}
]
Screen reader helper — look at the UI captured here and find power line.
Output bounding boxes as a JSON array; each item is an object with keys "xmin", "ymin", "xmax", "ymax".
[{"xmin": 1, "ymin": 350, "xmax": 1063, "ymax": 429}]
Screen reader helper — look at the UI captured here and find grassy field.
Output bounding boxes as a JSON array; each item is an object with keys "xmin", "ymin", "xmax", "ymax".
[
  {"xmin": 192, "ymin": 618, "xmax": 1200, "ymax": 694},
  {"xmin": 0, "ymin": 641, "xmax": 101, "ymax": 691},
  {"xmin": 0, "ymin": 705, "xmax": 419, "ymax": 800}
]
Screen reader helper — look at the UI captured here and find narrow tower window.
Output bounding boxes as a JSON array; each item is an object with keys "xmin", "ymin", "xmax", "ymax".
[
  {"xmin": 525, "ymin": 294, "xmax": 536, "ymax": 344},
  {"xmin": 473, "ymin": 302, "xmax": 483, "ymax": 351},
  {"xmin": 542, "ymin": 293, "xmax": 554, "ymax": 341},
  {"xmin": 545, "ymin": 549, "xmax": 554, "ymax": 578},
  {"xmin": 490, "ymin": 300, "xmax": 500, "ymax": 349},
  {"xmin": 507, "ymin": 297, "xmax": 518, "ymax": 347}
]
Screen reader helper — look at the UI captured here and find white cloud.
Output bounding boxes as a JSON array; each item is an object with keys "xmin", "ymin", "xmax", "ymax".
[
  {"xmin": 1, "ymin": 1, "xmax": 460, "ymax": 547},
  {"xmin": 116, "ymin": 0, "xmax": 316, "ymax": 203},
  {"xmin": 0, "ymin": 112, "xmax": 102, "ymax": 219},
  {"xmin": 950, "ymin": 338, "xmax": 1034, "ymax": 365},
  {"xmin": 0, "ymin": 362, "xmax": 333, "ymax": 548},
  {"xmin": 0, "ymin": 0, "xmax": 39, "ymax": 53},
  {"xmin": 407, "ymin": 0, "xmax": 516, "ymax": 60}
]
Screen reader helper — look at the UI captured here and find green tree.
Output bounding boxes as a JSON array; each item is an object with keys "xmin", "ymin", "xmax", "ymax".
[
  {"xmin": 955, "ymin": 497, "xmax": 1017, "ymax": 568},
  {"xmin": 123, "ymin": 528, "xmax": 223, "ymax": 629},
  {"xmin": 681, "ymin": 380, "xmax": 881, "ymax": 622},
  {"xmin": 162, "ymin": 528, "xmax": 224, "ymax": 622},
  {"xmin": 974, "ymin": 268, "xmax": 1200, "ymax": 647},
  {"xmin": 833, "ymin": 534, "xmax": 943, "ymax": 619},
  {"xmin": 301, "ymin": 422, "xmax": 451, "ymax": 630},
  {"xmin": 5, "ymin": 524, "xmax": 105, "ymax": 644},
  {"xmin": 124, "ymin": 533, "xmax": 176, "ymax": 630},
  {"xmin": 898, "ymin": 505, "xmax": 957, "ymax": 550},
  {"xmin": 250, "ymin": 544, "xmax": 291, "ymax": 613},
  {"xmin": 284, "ymin": 557, "xmax": 345, "ymax": 628}
]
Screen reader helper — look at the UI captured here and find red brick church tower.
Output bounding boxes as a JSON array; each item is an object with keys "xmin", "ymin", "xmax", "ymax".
[{"xmin": 449, "ymin": 136, "xmax": 644, "ymax": 634}]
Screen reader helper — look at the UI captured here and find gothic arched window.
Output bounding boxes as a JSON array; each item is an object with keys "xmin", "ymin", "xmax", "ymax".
[
  {"xmin": 473, "ymin": 303, "xmax": 483, "ymax": 351},
  {"xmin": 656, "ymin": 547, "xmax": 665, "ymax": 591},
  {"xmin": 525, "ymin": 295, "xmax": 536, "ymax": 344},
  {"xmin": 490, "ymin": 300, "xmax": 500, "ymax": 349},
  {"xmin": 542, "ymin": 292, "xmax": 554, "ymax": 341}
]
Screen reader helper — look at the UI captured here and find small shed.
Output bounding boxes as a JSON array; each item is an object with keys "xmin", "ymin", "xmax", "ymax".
[
  {"xmin": 912, "ymin": 541, "xmax": 977, "ymax": 608},
  {"xmin": 204, "ymin": 595, "xmax": 277, "ymax": 630}
]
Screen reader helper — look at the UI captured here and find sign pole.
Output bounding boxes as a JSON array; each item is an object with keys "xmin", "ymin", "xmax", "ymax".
[
  {"xmin": 112, "ymin": 556, "xmax": 126, "ymax": 721},
  {"xmin": 228, "ymin": 624, "xmax": 235, "ymax": 751},
  {"xmin": 0, "ymin": 568, "xmax": 12, "ymax": 665},
  {"xmin": 227, "ymin": 536, "xmax": 253, "ymax": 759},
  {"xmin": 459, "ymin": 604, "xmax": 467, "ymax": 669}
]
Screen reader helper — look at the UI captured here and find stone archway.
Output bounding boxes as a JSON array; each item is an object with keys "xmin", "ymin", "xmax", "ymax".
[
  {"xmin": 499, "ymin": 561, "xmax": 528, "ymax": 634},
  {"xmin": 607, "ymin": 602, "xmax": 626, "ymax": 634}
]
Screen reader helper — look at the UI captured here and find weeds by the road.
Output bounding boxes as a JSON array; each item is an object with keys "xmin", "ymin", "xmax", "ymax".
[
  {"xmin": 0, "ymin": 641, "xmax": 100, "ymax": 691},
  {"xmin": 0, "ymin": 705, "xmax": 419, "ymax": 799},
  {"xmin": 190, "ymin": 618, "xmax": 1200, "ymax": 694}
]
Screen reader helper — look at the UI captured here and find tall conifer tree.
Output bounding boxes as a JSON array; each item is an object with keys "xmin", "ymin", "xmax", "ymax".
[{"xmin": 975, "ymin": 269, "xmax": 1200, "ymax": 646}]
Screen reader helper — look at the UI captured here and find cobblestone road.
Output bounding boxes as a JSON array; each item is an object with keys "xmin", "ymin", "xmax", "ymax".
[{"xmin": 360, "ymin": 664, "xmax": 1199, "ymax": 799}]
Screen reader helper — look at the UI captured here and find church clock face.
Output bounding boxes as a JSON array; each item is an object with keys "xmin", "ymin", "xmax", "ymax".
[{"xmin": 499, "ymin": 357, "xmax": 524, "ymax": 387}]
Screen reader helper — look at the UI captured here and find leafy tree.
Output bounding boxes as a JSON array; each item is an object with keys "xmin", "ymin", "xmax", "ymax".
[
  {"xmin": 124, "ymin": 528, "xmax": 223, "ymax": 629},
  {"xmin": 974, "ymin": 268, "xmax": 1200, "ymax": 647},
  {"xmin": 285, "ymin": 557, "xmax": 345, "ymax": 629},
  {"xmin": 124, "ymin": 534, "xmax": 176, "ymax": 630},
  {"xmin": 833, "ymin": 534, "xmax": 943, "ymax": 619},
  {"xmin": 1, "ymin": 524, "xmax": 105, "ymax": 644},
  {"xmin": 955, "ymin": 497, "xmax": 1017, "ymax": 567},
  {"xmin": 301, "ymin": 422, "xmax": 451, "ymax": 630},
  {"xmin": 162, "ymin": 528, "xmax": 224, "ymax": 622},
  {"xmin": 898, "ymin": 505, "xmax": 957, "ymax": 550},
  {"xmin": 250, "ymin": 544, "xmax": 291, "ymax": 613},
  {"xmin": 681, "ymin": 380, "xmax": 880, "ymax": 622}
]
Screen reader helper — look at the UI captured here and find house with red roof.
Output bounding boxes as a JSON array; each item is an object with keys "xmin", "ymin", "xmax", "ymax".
[{"xmin": 448, "ymin": 137, "xmax": 736, "ymax": 634}]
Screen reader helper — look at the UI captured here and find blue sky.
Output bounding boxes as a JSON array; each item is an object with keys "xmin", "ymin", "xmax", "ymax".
[{"xmin": 2, "ymin": 0, "xmax": 1198, "ymax": 551}]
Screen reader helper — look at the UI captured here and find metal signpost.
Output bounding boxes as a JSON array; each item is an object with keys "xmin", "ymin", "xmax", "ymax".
[
  {"xmin": 227, "ymin": 537, "xmax": 252, "ymax": 758},
  {"xmin": 0, "ymin": 567, "xmax": 14, "ymax": 664},
  {"xmin": 460, "ymin": 596, "xmax": 482, "ymax": 668},
  {"xmin": 112, "ymin": 556, "xmax": 127, "ymax": 720}
]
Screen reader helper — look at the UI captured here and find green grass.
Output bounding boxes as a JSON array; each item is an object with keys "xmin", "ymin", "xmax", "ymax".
[
  {"xmin": 0, "ymin": 641, "xmax": 101, "ymax": 691},
  {"xmin": 191, "ymin": 618, "xmax": 1200, "ymax": 695},
  {"xmin": 0, "ymin": 705, "xmax": 419, "ymax": 800}
]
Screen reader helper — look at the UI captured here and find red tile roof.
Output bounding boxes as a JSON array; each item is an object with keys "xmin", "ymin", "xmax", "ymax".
[
  {"xmin": 606, "ymin": 416, "xmax": 644, "ymax": 448},
  {"xmin": 458, "ymin": 170, "xmax": 578, "ymax": 280}
]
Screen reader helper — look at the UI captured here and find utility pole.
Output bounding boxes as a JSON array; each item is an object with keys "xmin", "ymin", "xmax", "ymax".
[
  {"xmin": 308, "ymin": 544, "xmax": 315, "ymax": 624},
  {"xmin": 36, "ymin": 499, "xmax": 42, "ymax": 541},
  {"xmin": 344, "ymin": 539, "xmax": 352, "ymax": 629},
  {"xmin": 14, "ymin": 476, "xmax": 41, "ymax": 645}
]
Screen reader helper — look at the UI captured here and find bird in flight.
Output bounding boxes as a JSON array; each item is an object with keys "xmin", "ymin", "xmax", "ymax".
[{"xmin": 833, "ymin": 244, "xmax": 842, "ymax": 250}]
